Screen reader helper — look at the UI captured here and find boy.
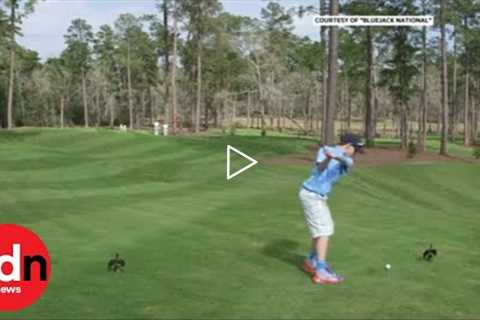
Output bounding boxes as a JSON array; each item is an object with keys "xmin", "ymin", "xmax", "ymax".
[{"xmin": 299, "ymin": 133, "xmax": 364, "ymax": 284}]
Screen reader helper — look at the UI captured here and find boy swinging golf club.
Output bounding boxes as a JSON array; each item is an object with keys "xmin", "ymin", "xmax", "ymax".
[{"xmin": 299, "ymin": 133, "xmax": 364, "ymax": 284}]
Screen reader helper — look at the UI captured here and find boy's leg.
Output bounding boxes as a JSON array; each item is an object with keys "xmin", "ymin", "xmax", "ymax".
[
  {"xmin": 304, "ymin": 236, "xmax": 329, "ymax": 274},
  {"xmin": 308, "ymin": 208, "xmax": 343, "ymax": 284},
  {"xmin": 314, "ymin": 236, "xmax": 329, "ymax": 261},
  {"xmin": 311, "ymin": 235, "xmax": 344, "ymax": 284},
  {"xmin": 300, "ymin": 189, "xmax": 340, "ymax": 282}
]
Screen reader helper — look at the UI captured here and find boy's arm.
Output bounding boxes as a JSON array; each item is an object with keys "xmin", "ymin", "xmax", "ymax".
[
  {"xmin": 325, "ymin": 152, "xmax": 354, "ymax": 168},
  {"xmin": 316, "ymin": 147, "xmax": 332, "ymax": 172}
]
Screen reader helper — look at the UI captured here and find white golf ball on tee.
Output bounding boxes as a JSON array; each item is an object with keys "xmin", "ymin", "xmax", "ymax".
[{"xmin": 385, "ymin": 264, "xmax": 391, "ymax": 270}]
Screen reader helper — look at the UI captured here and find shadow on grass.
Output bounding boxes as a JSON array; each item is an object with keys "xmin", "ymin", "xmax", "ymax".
[
  {"xmin": 262, "ymin": 239, "xmax": 305, "ymax": 269},
  {"xmin": 0, "ymin": 129, "xmax": 42, "ymax": 141}
]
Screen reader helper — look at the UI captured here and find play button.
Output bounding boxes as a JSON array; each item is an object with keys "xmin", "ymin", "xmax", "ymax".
[{"xmin": 226, "ymin": 145, "xmax": 258, "ymax": 180}]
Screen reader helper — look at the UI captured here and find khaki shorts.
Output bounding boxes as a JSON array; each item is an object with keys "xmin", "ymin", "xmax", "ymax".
[{"xmin": 299, "ymin": 188, "xmax": 334, "ymax": 238}]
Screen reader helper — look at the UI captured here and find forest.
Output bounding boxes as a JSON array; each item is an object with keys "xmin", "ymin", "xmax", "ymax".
[{"xmin": 1, "ymin": 0, "xmax": 480, "ymax": 153}]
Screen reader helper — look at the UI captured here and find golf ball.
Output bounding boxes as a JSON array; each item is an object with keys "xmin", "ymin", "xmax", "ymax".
[{"xmin": 385, "ymin": 264, "xmax": 391, "ymax": 270}]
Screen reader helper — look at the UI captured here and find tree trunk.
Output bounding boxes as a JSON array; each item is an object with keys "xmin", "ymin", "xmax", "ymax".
[
  {"xmin": 365, "ymin": 26, "xmax": 376, "ymax": 147},
  {"xmin": 311, "ymin": 92, "xmax": 315, "ymax": 131},
  {"xmin": 7, "ymin": 1, "xmax": 16, "ymax": 129},
  {"xmin": 94, "ymin": 87, "xmax": 100, "ymax": 127},
  {"xmin": 231, "ymin": 95, "xmax": 237, "ymax": 126},
  {"xmin": 418, "ymin": 10, "xmax": 427, "ymax": 152},
  {"xmin": 140, "ymin": 89, "xmax": 146, "ymax": 128},
  {"xmin": 195, "ymin": 41, "xmax": 202, "ymax": 133},
  {"xmin": 60, "ymin": 96, "xmax": 65, "ymax": 128},
  {"xmin": 106, "ymin": 85, "xmax": 114, "ymax": 128},
  {"xmin": 127, "ymin": 40, "xmax": 133, "ymax": 129},
  {"xmin": 278, "ymin": 98, "xmax": 284, "ymax": 132},
  {"xmin": 474, "ymin": 94, "xmax": 479, "ymax": 143},
  {"xmin": 464, "ymin": 71, "xmax": 470, "ymax": 146},
  {"xmin": 314, "ymin": 82, "xmax": 320, "ymax": 132},
  {"xmin": 171, "ymin": 0, "xmax": 178, "ymax": 134},
  {"xmin": 147, "ymin": 86, "xmax": 153, "ymax": 123},
  {"xmin": 320, "ymin": 0, "xmax": 328, "ymax": 141},
  {"xmin": 163, "ymin": 0, "xmax": 170, "ymax": 118},
  {"xmin": 463, "ymin": 16, "xmax": 470, "ymax": 147},
  {"xmin": 340, "ymin": 77, "xmax": 346, "ymax": 132},
  {"xmin": 304, "ymin": 87, "xmax": 311, "ymax": 130},
  {"xmin": 253, "ymin": 57, "xmax": 266, "ymax": 133},
  {"xmin": 324, "ymin": 0, "xmax": 339, "ymax": 145},
  {"xmin": 221, "ymin": 97, "xmax": 227, "ymax": 130},
  {"xmin": 82, "ymin": 68, "xmax": 89, "ymax": 128},
  {"xmin": 268, "ymin": 72, "xmax": 274, "ymax": 129},
  {"xmin": 347, "ymin": 97, "xmax": 352, "ymax": 132},
  {"xmin": 149, "ymin": 87, "xmax": 157, "ymax": 122},
  {"xmin": 373, "ymin": 65, "xmax": 378, "ymax": 137},
  {"xmin": 400, "ymin": 106, "xmax": 408, "ymax": 149},
  {"xmin": 110, "ymin": 93, "xmax": 115, "ymax": 128},
  {"xmin": 203, "ymin": 94, "xmax": 209, "ymax": 129},
  {"xmin": 217, "ymin": 101, "xmax": 223, "ymax": 129},
  {"xmin": 321, "ymin": 80, "xmax": 328, "ymax": 139},
  {"xmin": 439, "ymin": 0, "xmax": 449, "ymax": 155},
  {"xmin": 344, "ymin": 67, "xmax": 352, "ymax": 131},
  {"xmin": 7, "ymin": 44, "xmax": 15, "ymax": 128},
  {"xmin": 246, "ymin": 91, "xmax": 251, "ymax": 128},
  {"xmin": 471, "ymin": 92, "xmax": 477, "ymax": 143},
  {"xmin": 437, "ymin": 111, "xmax": 442, "ymax": 134},
  {"xmin": 450, "ymin": 33, "xmax": 457, "ymax": 140}
]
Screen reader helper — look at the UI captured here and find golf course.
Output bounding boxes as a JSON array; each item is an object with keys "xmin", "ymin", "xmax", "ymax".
[{"xmin": 0, "ymin": 128, "xmax": 479, "ymax": 319}]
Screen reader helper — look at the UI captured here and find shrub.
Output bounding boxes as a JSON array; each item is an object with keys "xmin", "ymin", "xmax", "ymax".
[
  {"xmin": 407, "ymin": 140, "xmax": 417, "ymax": 159},
  {"xmin": 473, "ymin": 147, "xmax": 480, "ymax": 159},
  {"xmin": 100, "ymin": 120, "xmax": 111, "ymax": 127},
  {"xmin": 15, "ymin": 119, "xmax": 24, "ymax": 127},
  {"xmin": 229, "ymin": 122, "xmax": 242, "ymax": 136}
]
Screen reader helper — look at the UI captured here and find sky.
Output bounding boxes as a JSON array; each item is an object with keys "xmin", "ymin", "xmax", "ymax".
[{"xmin": 17, "ymin": 0, "xmax": 320, "ymax": 61}]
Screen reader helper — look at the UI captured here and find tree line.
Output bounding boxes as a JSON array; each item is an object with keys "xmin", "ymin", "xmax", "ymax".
[{"xmin": 1, "ymin": 0, "xmax": 479, "ymax": 154}]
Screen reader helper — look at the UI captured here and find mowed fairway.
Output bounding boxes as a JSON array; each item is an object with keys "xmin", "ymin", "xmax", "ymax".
[{"xmin": 1, "ymin": 129, "xmax": 480, "ymax": 319}]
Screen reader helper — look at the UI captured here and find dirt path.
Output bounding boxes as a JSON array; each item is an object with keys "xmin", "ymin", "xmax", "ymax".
[{"xmin": 266, "ymin": 145, "xmax": 478, "ymax": 167}]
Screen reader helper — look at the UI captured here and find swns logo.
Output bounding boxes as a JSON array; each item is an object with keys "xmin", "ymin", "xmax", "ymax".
[{"xmin": 0, "ymin": 224, "xmax": 51, "ymax": 312}]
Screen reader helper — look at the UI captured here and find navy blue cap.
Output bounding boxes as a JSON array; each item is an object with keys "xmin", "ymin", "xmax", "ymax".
[{"xmin": 340, "ymin": 133, "xmax": 364, "ymax": 153}]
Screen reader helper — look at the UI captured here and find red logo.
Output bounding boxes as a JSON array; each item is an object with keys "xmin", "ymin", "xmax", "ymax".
[{"xmin": 0, "ymin": 224, "xmax": 51, "ymax": 312}]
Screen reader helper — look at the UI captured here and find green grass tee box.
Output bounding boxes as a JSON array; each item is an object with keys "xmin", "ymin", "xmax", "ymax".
[{"xmin": 0, "ymin": 128, "xmax": 479, "ymax": 319}]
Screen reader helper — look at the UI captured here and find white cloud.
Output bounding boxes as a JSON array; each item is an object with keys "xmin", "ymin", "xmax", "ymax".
[
  {"xmin": 293, "ymin": 15, "xmax": 320, "ymax": 41},
  {"xmin": 18, "ymin": 0, "xmax": 318, "ymax": 61},
  {"xmin": 18, "ymin": 0, "xmax": 87, "ymax": 59},
  {"xmin": 18, "ymin": 0, "xmax": 157, "ymax": 60}
]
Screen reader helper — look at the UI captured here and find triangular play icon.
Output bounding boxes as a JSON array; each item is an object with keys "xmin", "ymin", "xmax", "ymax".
[{"xmin": 226, "ymin": 145, "xmax": 258, "ymax": 180}]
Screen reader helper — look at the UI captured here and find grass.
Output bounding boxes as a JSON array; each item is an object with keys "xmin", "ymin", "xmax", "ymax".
[
  {"xmin": 212, "ymin": 128, "xmax": 477, "ymax": 159},
  {"xmin": 0, "ymin": 128, "xmax": 479, "ymax": 319}
]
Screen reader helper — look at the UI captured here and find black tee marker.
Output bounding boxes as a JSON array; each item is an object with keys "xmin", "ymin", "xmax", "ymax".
[
  {"xmin": 422, "ymin": 244, "xmax": 437, "ymax": 262},
  {"xmin": 108, "ymin": 253, "xmax": 126, "ymax": 272}
]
